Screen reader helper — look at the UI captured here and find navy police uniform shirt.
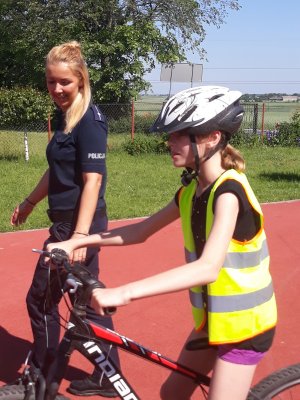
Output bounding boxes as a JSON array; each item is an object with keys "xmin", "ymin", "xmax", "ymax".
[{"xmin": 46, "ymin": 105, "xmax": 107, "ymax": 211}]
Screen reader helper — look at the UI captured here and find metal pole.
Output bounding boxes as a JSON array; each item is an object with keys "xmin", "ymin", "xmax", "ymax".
[
  {"xmin": 24, "ymin": 130, "xmax": 29, "ymax": 162},
  {"xmin": 191, "ymin": 64, "xmax": 194, "ymax": 88},
  {"xmin": 253, "ymin": 104, "xmax": 258, "ymax": 135},
  {"xmin": 168, "ymin": 66, "xmax": 173, "ymax": 99},
  {"xmin": 261, "ymin": 103, "xmax": 265, "ymax": 141},
  {"xmin": 131, "ymin": 98, "xmax": 135, "ymax": 142}
]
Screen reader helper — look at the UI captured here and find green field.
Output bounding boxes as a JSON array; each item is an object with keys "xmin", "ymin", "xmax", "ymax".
[
  {"xmin": 0, "ymin": 146, "xmax": 299, "ymax": 233},
  {"xmin": 0, "ymin": 99, "xmax": 299, "ymax": 233},
  {"xmin": 262, "ymin": 102, "xmax": 299, "ymax": 124},
  {"xmin": 0, "ymin": 99, "xmax": 299, "ymax": 161}
]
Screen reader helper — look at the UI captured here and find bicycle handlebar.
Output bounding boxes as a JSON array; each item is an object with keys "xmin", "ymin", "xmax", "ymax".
[{"xmin": 32, "ymin": 248, "xmax": 116, "ymax": 316}]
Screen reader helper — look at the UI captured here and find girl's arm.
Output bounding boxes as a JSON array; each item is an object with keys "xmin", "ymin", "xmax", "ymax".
[
  {"xmin": 91, "ymin": 192, "xmax": 239, "ymax": 315},
  {"xmin": 47, "ymin": 199, "xmax": 180, "ymax": 255}
]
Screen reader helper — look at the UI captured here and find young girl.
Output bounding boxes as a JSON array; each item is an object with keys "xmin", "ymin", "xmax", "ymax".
[
  {"xmin": 11, "ymin": 41, "xmax": 119, "ymax": 397},
  {"xmin": 47, "ymin": 86, "xmax": 277, "ymax": 400}
]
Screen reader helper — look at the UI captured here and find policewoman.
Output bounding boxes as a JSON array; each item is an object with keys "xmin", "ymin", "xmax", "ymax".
[
  {"xmin": 11, "ymin": 41, "xmax": 119, "ymax": 398},
  {"xmin": 49, "ymin": 86, "xmax": 277, "ymax": 400}
]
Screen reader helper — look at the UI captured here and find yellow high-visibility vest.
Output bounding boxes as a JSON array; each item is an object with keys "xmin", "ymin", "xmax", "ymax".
[{"xmin": 179, "ymin": 169, "xmax": 277, "ymax": 344}]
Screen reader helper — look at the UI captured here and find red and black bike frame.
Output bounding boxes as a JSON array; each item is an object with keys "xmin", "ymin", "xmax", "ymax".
[
  {"xmin": 33, "ymin": 250, "xmax": 210, "ymax": 400},
  {"xmin": 46, "ymin": 308, "xmax": 210, "ymax": 400}
]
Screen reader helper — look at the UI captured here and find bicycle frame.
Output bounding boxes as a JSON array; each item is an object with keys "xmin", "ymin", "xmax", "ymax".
[
  {"xmin": 46, "ymin": 302, "xmax": 211, "ymax": 400},
  {"xmin": 1, "ymin": 249, "xmax": 295, "ymax": 400},
  {"xmin": 30, "ymin": 249, "xmax": 211, "ymax": 400}
]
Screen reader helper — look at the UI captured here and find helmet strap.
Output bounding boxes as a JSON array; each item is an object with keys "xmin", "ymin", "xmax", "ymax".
[
  {"xmin": 180, "ymin": 134, "xmax": 200, "ymax": 186},
  {"xmin": 190, "ymin": 134, "xmax": 201, "ymax": 173},
  {"xmin": 202, "ymin": 132, "xmax": 228, "ymax": 162}
]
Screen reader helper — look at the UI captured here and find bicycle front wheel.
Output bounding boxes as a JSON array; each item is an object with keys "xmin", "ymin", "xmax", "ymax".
[
  {"xmin": 247, "ymin": 363, "xmax": 300, "ymax": 399},
  {"xmin": 0, "ymin": 383, "xmax": 29, "ymax": 400},
  {"xmin": 0, "ymin": 383, "xmax": 70, "ymax": 400}
]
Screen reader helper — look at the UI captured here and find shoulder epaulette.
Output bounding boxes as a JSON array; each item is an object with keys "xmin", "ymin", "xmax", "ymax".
[{"xmin": 91, "ymin": 105, "xmax": 103, "ymax": 121}]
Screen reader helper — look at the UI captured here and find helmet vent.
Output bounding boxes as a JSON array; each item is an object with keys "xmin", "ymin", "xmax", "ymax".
[
  {"xmin": 209, "ymin": 94, "xmax": 223, "ymax": 102},
  {"xmin": 181, "ymin": 105, "xmax": 197, "ymax": 121},
  {"xmin": 169, "ymin": 101, "xmax": 185, "ymax": 114}
]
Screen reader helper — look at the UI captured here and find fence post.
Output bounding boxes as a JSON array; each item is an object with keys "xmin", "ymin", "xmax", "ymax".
[
  {"xmin": 131, "ymin": 98, "xmax": 135, "ymax": 142},
  {"xmin": 253, "ymin": 103, "xmax": 258, "ymax": 135},
  {"xmin": 261, "ymin": 102, "xmax": 265, "ymax": 141},
  {"xmin": 24, "ymin": 129, "xmax": 29, "ymax": 162}
]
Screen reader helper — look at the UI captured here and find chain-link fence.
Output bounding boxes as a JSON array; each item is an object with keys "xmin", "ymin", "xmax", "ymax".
[{"xmin": 0, "ymin": 101, "xmax": 295, "ymax": 160}]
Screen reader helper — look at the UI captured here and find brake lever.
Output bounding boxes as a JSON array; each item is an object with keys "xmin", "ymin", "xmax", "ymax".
[
  {"xmin": 32, "ymin": 248, "xmax": 70, "ymax": 269},
  {"xmin": 64, "ymin": 274, "xmax": 82, "ymax": 294},
  {"xmin": 32, "ymin": 248, "xmax": 51, "ymax": 257}
]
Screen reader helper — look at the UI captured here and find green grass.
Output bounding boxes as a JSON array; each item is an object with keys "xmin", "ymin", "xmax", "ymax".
[
  {"xmin": 1, "ymin": 146, "xmax": 299, "ymax": 233},
  {"xmin": 241, "ymin": 147, "xmax": 300, "ymax": 202}
]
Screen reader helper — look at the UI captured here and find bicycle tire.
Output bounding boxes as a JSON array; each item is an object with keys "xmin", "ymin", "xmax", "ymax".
[
  {"xmin": 0, "ymin": 383, "xmax": 29, "ymax": 400},
  {"xmin": 247, "ymin": 363, "xmax": 300, "ymax": 399},
  {"xmin": 0, "ymin": 383, "xmax": 70, "ymax": 400}
]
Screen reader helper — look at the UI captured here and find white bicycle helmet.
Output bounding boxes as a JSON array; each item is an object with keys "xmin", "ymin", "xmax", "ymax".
[{"xmin": 150, "ymin": 86, "xmax": 244, "ymax": 137}]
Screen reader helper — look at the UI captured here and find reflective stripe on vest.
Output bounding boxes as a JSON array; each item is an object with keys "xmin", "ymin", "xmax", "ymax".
[
  {"xmin": 190, "ymin": 288, "xmax": 204, "ymax": 308},
  {"xmin": 189, "ymin": 286, "xmax": 207, "ymax": 331},
  {"xmin": 179, "ymin": 169, "xmax": 277, "ymax": 344},
  {"xmin": 207, "ymin": 281, "xmax": 274, "ymax": 313},
  {"xmin": 224, "ymin": 238, "xmax": 269, "ymax": 269}
]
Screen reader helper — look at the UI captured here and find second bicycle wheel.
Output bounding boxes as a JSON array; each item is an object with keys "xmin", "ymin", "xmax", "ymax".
[
  {"xmin": 247, "ymin": 363, "xmax": 300, "ymax": 399},
  {"xmin": 0, "ymin": 383, "xmax": 29, "ymax": 400}
]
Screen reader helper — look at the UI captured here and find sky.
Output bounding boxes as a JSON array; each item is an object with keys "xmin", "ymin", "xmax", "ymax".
[{"xmin": 144, "ymin": 0, "xmax": 300, "ymax": 96}]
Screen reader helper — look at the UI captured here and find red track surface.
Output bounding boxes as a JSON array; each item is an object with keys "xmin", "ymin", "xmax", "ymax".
[{"xmin": 0, "ymin": 200, "xmax": 299, "ymax": 399}]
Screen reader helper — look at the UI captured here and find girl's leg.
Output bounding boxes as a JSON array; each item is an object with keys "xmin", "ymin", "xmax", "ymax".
[
  {"xmin": 208, "ymin": 358, "xmax": 256, "ymax": 400},
  {"xmin": 160, "ymin": 329, "xmax": 217, "ymax": 400}
]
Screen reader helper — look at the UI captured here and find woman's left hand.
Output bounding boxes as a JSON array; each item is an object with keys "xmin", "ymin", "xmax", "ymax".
[{"xmin": 11, "ymin": 200, "xmax": 34, "ymax": 226}]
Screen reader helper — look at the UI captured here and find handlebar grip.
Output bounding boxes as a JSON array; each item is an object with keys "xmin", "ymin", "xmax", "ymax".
[
  {"xmin": 72, "ymin": 263, "xmax": 117, "ymax": 316},
  {"xmin": 32, "ymin": 249, "xmax": 116, "ymax": 316},
  {"xmin": 50, "ymin": 248, "xmax": 70, "ymax": 267},
  {"xmin": 90, "ymin": 282, "xmax": 117, "ymax": 316},
  {"xmin": 103, "ymin": 306, "xmax": 117, "ymax": 316}
]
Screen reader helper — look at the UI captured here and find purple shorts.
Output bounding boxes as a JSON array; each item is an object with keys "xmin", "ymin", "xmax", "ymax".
[{"xmin": 218, "ymin": 344, "xmax": 266, "ymax": 365}]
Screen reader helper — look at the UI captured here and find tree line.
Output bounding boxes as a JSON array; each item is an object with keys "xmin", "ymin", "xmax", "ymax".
[{"xmin": 0, "ymin": 0, "xmax": 240, "ymax": 103}]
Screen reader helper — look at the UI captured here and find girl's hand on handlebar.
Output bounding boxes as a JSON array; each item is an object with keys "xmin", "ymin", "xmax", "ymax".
[
  {"xmin": 70, "ymin": 231, "xmax": 94, "ymax": 263},
  {"xmin": 46, "ymin": 242, "xmax": 73, "ymax": 263},
  {"xmin": 72, "ymin": 247, "xmax": 87, "ymax": 264},
  {"xmin": 91, "ymin": 287, "xmax": 131, "ymax": 316}
]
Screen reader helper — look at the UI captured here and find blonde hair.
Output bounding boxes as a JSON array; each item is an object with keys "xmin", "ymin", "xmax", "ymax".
[
  {"xmin": 221, "ymin": 143, "xmax": 245, "ymax": 172},
  {"xmin": 46, "ymin": 41, "xmax": 91, "ymax": 133}
]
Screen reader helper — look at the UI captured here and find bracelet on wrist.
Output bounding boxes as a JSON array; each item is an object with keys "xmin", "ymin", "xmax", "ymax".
[
  {"xmin": 25, "ymin": 197, "xmax": 36, "ymax": 207},
  {"xmin": 73, "ymin": 231, "xmax": 89, "ymax": 236}
]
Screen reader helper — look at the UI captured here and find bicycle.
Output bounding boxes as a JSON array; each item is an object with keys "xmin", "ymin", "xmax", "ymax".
[
  {"xmin": 0, "ymin": 248, "xmax": 299, "ymax": 399},
  {"xmin": 247, "ymin": 363, "xmax": 300, "ymax": 399}
]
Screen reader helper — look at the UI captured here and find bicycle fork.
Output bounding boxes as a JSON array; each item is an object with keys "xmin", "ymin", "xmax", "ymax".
[{"xmin": 43, "ymin": 335, "xmax": 73, "ymax": 400}]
